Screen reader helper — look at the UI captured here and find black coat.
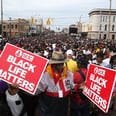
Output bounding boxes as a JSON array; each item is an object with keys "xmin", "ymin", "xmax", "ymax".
[{"xmin": 38, "ymin": 93, "xmax": 69, "ymax": 116}]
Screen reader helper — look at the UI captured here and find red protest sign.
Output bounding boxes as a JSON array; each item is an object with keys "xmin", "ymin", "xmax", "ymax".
[
  {"xmin": 83, "ymin": 64, "xmax": 116, "ymax": 113},
  {"xmin": 0, "ymin": 43, "xmax": 49, "ymax": 95}
]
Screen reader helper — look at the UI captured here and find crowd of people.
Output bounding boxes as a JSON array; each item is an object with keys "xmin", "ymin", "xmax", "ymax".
[{"xmin": 0, "ymin": 32, "xmax": 116, "ymax": 116}]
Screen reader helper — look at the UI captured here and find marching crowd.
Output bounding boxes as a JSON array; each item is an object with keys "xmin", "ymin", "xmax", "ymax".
[{"xmin": 0, "ymin": 33, "xmax": 116, "ymax": 116}]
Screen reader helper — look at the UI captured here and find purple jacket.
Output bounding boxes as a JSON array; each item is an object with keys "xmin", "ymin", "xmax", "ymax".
[{"xmin": 0, "ymin": 80, "xmax": 7, "ymax": 94}]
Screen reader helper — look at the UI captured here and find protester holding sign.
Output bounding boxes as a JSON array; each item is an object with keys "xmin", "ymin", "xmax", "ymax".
[
  {"xmin": 35, "ymin": 51, "xmax": 81, "ymax": 116},
  {"xmin": 96, "ymin": 54, "xmax": 116, "ymax": 116},
  {"xmin": 5, "ymin": 84, "xmax": 27, "ymax": 116},
  {"xmin": 0, "ymin": 43, "xmax": 48, "ymax": 116},
  {"xmin": 83, "ymin": 63, "xmax": 116, "ymax": 116},
  {"xmin": 36, "ymin": 51, "xmax": 72, "ymax": 116},
  {"xmin": 106, "ymin": 54, "xmax": 116, "ymax": 111},
  {"xmin": 0, "ymin": 82, "xmax": 39, "ymax": 116}
]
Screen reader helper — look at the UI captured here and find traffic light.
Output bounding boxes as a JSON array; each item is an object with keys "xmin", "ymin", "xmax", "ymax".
[
  {"xmin": 31, "ymin": 17, "xmax": 35, "ymax": 24},
  {"xmin": 46, "ymin": 18, "xmax": 51, "ymax": 25}
]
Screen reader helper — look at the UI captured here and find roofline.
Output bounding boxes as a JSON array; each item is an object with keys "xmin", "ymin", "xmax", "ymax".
[
  {"xmin": 89, "ymin": 8, "xmax": 116, "ymax": 12},
  {"xmin": 89, "ymin": 8, "xmax": 116, "ymax": 16}
]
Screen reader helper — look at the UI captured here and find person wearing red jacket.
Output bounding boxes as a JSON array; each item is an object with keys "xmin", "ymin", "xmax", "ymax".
[{"xmin": 70, "ymin": 56, "xmax": 91, "ymax": 116}]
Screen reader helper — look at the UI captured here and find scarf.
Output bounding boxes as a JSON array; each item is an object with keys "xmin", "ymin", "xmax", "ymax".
[{"xmin": 46, "ymin": 64, "xmax": 68, "ymax": 81}]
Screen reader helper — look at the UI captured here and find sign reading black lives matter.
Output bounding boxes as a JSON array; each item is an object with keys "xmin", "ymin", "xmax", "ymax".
[
  {"xmin": 0, "ymin": 43, "xmax": 49, "ymax": 94},
  {"xmin": 83, "ymin": 64, "xmax": 116, "ymax": 113}
]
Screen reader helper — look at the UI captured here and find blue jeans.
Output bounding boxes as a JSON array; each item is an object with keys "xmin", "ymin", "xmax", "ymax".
[{"xmin": 70, "ymin": 101, "xmax": 91, "ymax": 116}]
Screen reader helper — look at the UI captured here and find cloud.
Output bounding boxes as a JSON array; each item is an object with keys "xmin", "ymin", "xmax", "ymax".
[
  {"xmin": 3, "ymin": 0, "xmax": 116, "ymax": 30},
  {"xmin": 4, "ymin": 0, "xmax": 114, "ymax": 17}
]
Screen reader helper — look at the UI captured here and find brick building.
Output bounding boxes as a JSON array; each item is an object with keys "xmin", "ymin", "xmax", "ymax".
[{"xmin": 2, "ymin": 18, "xmax": 29, "ymax": 38}]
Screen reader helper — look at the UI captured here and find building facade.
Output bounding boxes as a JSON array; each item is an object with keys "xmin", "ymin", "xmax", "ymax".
[
  {"xmin": 86, "ymin": 8, "xmax": 116, "ymax": 40},
  {"xmin": 2, "ymin": 18, "xmax": 29, "ymax": 38}
]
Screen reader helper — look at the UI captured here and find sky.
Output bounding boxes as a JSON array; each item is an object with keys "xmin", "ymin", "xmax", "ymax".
[{"xmin": 1, "ymin": 0, "xmax": 116, "ymax": 31}]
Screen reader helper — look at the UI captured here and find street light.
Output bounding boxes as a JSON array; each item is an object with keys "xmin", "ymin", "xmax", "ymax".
[
  {"xmin": 9, "ymin": 17, "xmax": 12, "ymax": 37},
  {"xmin": 1, "ymin": 0, "xmax": 3, "ymax": 39},
  {"xmin": 108, "ymin": 0, "xmax": 112, "ymax": 40},
  {"xmin": 79, "ymin": 15, "xmax": 83, "ymax": 23},
  {"xmin": 98, "ymin": 10, "xmax": 102, "ymax": 40}
]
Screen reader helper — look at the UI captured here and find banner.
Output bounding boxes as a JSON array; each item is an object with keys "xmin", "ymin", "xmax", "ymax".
[
  {"xmin": 0, "ymin": 43, "xmax": 49, "ymax": 95},
  {"xmin": 83, "ymin": 64, "xmax": 116, "ymax": 113}
]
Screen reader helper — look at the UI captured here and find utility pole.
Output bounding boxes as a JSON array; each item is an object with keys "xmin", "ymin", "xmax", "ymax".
[
  {"xmin": 99, "ymin": 10, "xmax": 102, "ymax": 40},
  {"xmin": 1, "ymin": 0, "xmax": 3, "ymax": 39},
  {"xmin": 9, "ymin": 17, "xmax": 12, "ymax": 37},
  {"xmin": 108, "ymin": 0, "xmax": 112, "ymax": 40}
]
